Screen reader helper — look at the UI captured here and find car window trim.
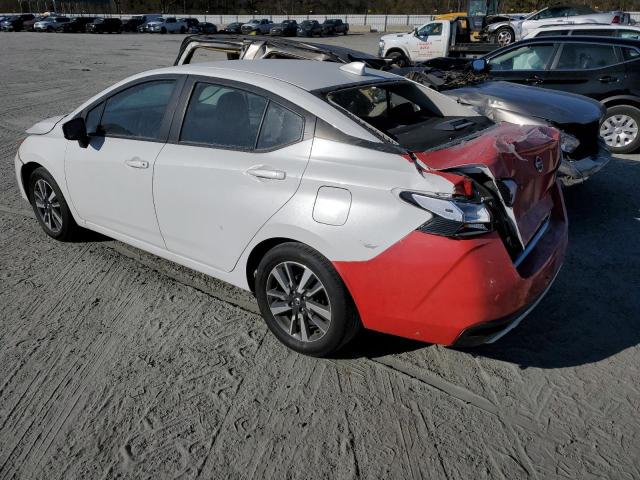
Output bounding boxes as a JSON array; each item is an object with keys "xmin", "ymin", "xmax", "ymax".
[
  {"xmin": 486, "ymin": 42, "xmax": 558, "ymax": 71},
  {"xmin": 79, "ymin": 74, "xmax": 186, "ymax": 144},
  {"xmin": 167, "ymin": 75, "xmax": 314, "ymax": 153}
]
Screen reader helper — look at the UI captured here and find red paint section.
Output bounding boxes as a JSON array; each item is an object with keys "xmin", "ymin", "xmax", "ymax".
[
  {"xmin": 413, "ymin": 123, "xmax": 561, "ymax": 246},
  {"xmin": 334, "ymin": 183, "xmax": 568, "ymax": 345}
]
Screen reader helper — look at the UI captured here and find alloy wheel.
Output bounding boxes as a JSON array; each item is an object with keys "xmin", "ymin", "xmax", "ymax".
[
  {"xmin": 497, "ymin": 30, "xmax": 513, "ymax": 46},
  {"xmin": 266, "ymin": 261, "xmax": 332, "ymax": 343},
  {"xmin": 600, "ymin": 114, "xmax": 638, "ymax": 149},
  {"xmin": 33, "ymin": 179, "xmax": 63, "ymax": 233}
]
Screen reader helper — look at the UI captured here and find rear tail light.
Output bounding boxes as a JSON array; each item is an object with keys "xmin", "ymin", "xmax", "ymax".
[
  {"xmin": 400, "ymin": 191, "xmax": 493, "ymax": 238},
  {"xmin": 612, "ymin": 15, "xmax": 620, "ymax": 23},
  {"xmin": 431, "ymin": 171, "xmax": 475, "ymax": 199}
]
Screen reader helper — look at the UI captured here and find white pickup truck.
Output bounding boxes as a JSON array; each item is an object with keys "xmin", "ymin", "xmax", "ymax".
[{"xmin": 379, "ymin": 20, "xmax": 498, "ymax": 65}]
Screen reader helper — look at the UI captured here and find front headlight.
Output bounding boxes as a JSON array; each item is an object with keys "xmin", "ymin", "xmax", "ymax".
[{"xmin": 560, "ymin": 132, "xmax": 580, "ymax": 153}]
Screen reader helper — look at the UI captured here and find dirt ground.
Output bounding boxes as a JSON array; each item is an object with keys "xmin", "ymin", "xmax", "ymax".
[{"xmin": 0, "ymin": 32, "xmax": 639, "ymax": 480}]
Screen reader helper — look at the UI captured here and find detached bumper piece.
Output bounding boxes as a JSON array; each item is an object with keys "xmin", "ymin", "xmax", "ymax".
[{"xmin": 559, "ymin": 141, "xmax": 611, "ymax": 186}]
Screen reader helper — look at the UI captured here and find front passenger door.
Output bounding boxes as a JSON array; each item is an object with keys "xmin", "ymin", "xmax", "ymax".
[
  {"xmin": 487, "ymin": 43, "xmax": 557, "ymax": 86},
  {"xmin": 153, "ymin": 79, "xmax": 313, "ymax": 272}
]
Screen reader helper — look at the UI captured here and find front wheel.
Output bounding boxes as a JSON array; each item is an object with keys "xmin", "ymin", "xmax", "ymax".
[
  {"xmin": 493, "ymin": 27, "xmax": 514, "ymax": 46},
  {"xmin": 180, "ymin": 26, "xmax": 186, "ymax": 34},
  {"xmin": 255, "ymin": 243, "xmax": 361, "ymax": 357},
  {"xmin": 388, "ymin": 51, "xmax": 409, "ymax": 67},
  {"xmin": 28, "ymin": 167, "xmax": 80, "ymax": 241},
  {"xmin": 600, "ymin": 105, "xmax": 640, "ymax": 154}
]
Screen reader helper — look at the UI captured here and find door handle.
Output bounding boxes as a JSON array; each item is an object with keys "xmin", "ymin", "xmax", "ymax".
[
  {"xmin": 525, "ymin": 75, "xmax": 543, "ymax": 85},
  {"xmin": 125, "ymin": 158, "xmax": 149, "ymax": 169},
  {"xmin": 246, "ymin": 167, "xmax": 286, "ymax": 180},
  {"xmin": 598, "ymin": 75, "xmax": 618, "ymax": 84}
]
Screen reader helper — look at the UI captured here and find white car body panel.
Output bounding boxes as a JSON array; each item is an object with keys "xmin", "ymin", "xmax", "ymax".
[
  {"xmin": 65, "ymin": 137, "xmax": 166, "ymax": 247},
  {"xmin": 16, "ymin": 60, "xmax": 483, "ymax": 292},
  {"xmin": 380, "ymin": 21, "xmax": 452, "ymax": 62},
  {"xmin": 523, "ymin": 24, "xmax": 640, "ymax": 39},
  {"xmin": 154, "ymin": 139, "xmax": 314, "ymax": 272}
]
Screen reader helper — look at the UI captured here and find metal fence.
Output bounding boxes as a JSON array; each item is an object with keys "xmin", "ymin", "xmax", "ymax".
[{"xmin": 3, "ymin": 12, "xmax": 640, "ymax": 31}]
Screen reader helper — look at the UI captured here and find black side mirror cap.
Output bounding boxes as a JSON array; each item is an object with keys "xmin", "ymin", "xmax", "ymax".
[{"xmin": 62, "ymin": 117, "xmax": 89, "ymax": 148}]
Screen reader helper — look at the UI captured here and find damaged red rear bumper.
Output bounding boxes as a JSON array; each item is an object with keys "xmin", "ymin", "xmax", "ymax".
[{"xmin": 334, "ymin": 182, "xmax": 568, "ymax": 346}]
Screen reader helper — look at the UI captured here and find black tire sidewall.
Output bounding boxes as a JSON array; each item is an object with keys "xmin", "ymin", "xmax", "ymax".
[
  {"xmin": 389, "ymin": 51, "xmax": 408, "ymax": 67},
  {"xmin": 28, "ymin": 167, "xmax": 77, "ymax": 241},
  {"xmin": 602, "ymin": 105, "xmax": 640, "ymax": 154},
  {"xmin": 255, "ymin": 243, "xmax": 357, "ymax": 357}
]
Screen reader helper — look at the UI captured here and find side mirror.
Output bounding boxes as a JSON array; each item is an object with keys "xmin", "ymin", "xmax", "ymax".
[
  {"xmin": 471, "ymin": 58, "xmax": 488, "ymax": 73},
  {"xmin": 62, "ymin": 117, "xmax": 89, "ymax": 148}
]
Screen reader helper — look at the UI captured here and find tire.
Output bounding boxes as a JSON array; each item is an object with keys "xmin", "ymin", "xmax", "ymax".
[
  {"xmin": 599, "ymin": 105, "xmax": 640, "ymax": 154},
  {"xmin": 388, "ymin": 50, "xmax": 409, "ymax": 67},
  {"xmin": 180, "ymin": 26, "xmax": 186, "ymax": 34},
  {"xmin": 255, "ymin": 242, "xmax": 361, "ymax": 357},
  {"xmin": 161, "ymin": 27, "xmax": 166, "ymax": 34},
  {"xmin": 28, "ymin": 167, "xmax": 80, "ymax": 241},
  {"xmin": 493, "ymin": 26, "xmax": 514, "ymax": 47}
]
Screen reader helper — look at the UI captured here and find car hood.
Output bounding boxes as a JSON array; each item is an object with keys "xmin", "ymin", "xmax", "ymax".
[
  {"xmin": 26, "ymin": 115, "xmax": 65, "ymax": 135},
  {"xmin": 381, "ymin": 31, "xmax": 413, "ymax": 41},
  {"xmin": 445, "ymin": 81, "xmax": 604, "ymax": 126},
  {"xmin": 147, "ymin": 21, "xmax": 163, "ymax": 26}
]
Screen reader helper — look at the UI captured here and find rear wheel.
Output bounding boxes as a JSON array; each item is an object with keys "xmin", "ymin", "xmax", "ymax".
[
  {"xmin": 180, "ymin": 26, "xmax": 186, "ymax": 33},
  {"xmin": 255, "ymin": 243, "xmax": 361, "ymax": 357},
  {"xmin": 600, "ymin": 105, "xmax": 640, "ymax": 154},
  {"xmin": 28, "ymin": 167, "xmax": 80, "ymax": 241},
  {"xmin": 161, "ymin": 27, "xmax": 166, "ymax": 34}
]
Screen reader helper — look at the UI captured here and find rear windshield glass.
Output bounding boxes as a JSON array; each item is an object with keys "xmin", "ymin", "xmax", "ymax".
[{"xmin": 326, "ymin": 81, "xmax": 492, "ymax": 150}]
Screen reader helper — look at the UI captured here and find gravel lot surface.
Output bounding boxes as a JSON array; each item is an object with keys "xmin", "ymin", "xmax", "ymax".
[{"xmin": 1, "ymin": 32, "xmax": 639, "ymax": 480}]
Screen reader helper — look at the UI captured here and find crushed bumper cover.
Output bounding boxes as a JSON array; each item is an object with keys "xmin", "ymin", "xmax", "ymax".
[
  {"xmin": 334, "ymin": 183, "xmax": 568, "ymax": 346},
  {"xmin": 559, "ymin": 142, "xmax": 611, "ymax": 186}
]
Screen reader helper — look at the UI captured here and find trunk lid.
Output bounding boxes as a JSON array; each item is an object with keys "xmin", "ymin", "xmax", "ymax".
[{"xmin": 412, "ymin": 123, "xmax": 560, "ymax": 247}]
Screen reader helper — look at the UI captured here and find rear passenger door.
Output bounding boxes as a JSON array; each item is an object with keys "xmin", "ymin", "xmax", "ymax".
[
  {"xmin": 543, "ymin": 42, "xmax": 627, "ymax": 100},
  {"xmin": 153, "ymin": 78, "xmax": 314, "ymax": 272}
]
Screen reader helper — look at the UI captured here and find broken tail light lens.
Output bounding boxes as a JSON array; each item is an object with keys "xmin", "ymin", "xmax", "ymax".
[
  {"xmin": 400, "ymin": 191, "xmax": 493, "ymax": 238},
  {"xmin": 560, "ymin": 131, "xmax": 580, "ymax": 154}
]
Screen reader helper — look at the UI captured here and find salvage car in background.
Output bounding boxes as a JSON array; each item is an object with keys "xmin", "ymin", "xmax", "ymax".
[
  {"xmin": 57, "ymin": 16, "xmax": 96, "ymax": 33},
  {"xmin": 481, "ymin": 36, "xmax": 640, "ymax": 153},
  {"xmin": 34, "ymin": 16, "xmax": 69, "ymax": 32},
  {"xmin": 270, "ymin": 20, "xmax": 298, "ymax": 37},
  {"xmin": 221, "ymin": 21, "xmax": 243, "ymax": 34},
  {"xmin": 145, "ymin": 17, "xmax": 187, "ymax": 34},
  {"xmin": 190, "ymin": 22, "xmax": 217, "ymax": 34},
  {"xmin": 486, "ymin": 5, "xmax": 629, "ymax": 46},
  {"xmin": 322, "ymin": 18, "xmax": 349, "ymax": 35},
  {"xmin": 0, "ymin": 13, "xmax": 35, "ymax": 31},
  {"xmin": 297, "ymin": 20, "xmax": 323, "ymax": 37},
  {"xmin": 241, "ymin": 18, "xmax": 274, "ymax": 35},
  {"xmin": 86, "ymin": 17, "xmax": 122, "ymax": 33},
  {"xmin": 15, "ymin": 60, "xmax": 567, "ymax": 355},
  {"xmin": 175, "ymin": 35, "xmax": 610, "ymax": 185}
]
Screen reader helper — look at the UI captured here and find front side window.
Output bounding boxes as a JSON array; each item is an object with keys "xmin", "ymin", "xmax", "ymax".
[
  {"xmin": 622, "ymin": 47, "xmax": 640, "ymax": 61},
  {"xmin": 417, "ymin": 22, "xmax": 442, "ymax": 37},
  {"xmin": 555, "ymin": 43, "xmax": 617, "ymax": 69},
  {"xmin": 488, "ymin": 44, "xmax": 555, "ymax": 70},
  {"xmin": 100, "ymin": 80, "xmax": 175, "ymax": 140},
  {"xmin": 180, "ymin": 83, "xmax": 268, "ymax": 149}
]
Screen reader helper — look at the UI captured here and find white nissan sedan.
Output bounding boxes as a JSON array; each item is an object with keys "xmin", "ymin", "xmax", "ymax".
[{"xmin": 15, "ymin": 60, "xmax": 567, "ymax": 356}]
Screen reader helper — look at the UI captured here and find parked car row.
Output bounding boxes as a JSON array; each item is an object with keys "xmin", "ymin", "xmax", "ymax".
[{"xmin": 0, "ymin": 13, "xmax": 349, "ymax": 36}]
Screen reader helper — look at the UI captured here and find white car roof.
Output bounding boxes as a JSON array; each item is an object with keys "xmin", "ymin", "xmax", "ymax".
[{"xmin": 154, "ymin": 60, "xmax": 400, "ymax": 92}]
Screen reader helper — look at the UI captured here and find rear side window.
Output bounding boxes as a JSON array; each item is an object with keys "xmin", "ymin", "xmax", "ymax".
[
  {"xmin": 257, "ymin": 102, "xmax": 303, "ymax": 149},
  {"xmin": 488, "ymin": 44, "xmax": 555, "ymax": 71},
  {"xmin": 571, "ymin": 29, "xmax": 615, "ymax": 36},
  {"xmin": 180, "ymin": 82, "xmax": 268, "ymax": 149},
  {"xmin": 622, "ymin": 47, "xmax": 640, "ymax": 61},
  {"xmin": 618, "ymin": 30, "xmax": 640, "ymax": 40},
  {"xmin": 100, "ymin": 80, "xmax": 175, "ymax": 140},
  {"xmin": 536, "ymin": 30, "xmax": 568, "ymax": 37},
  {"xmin": 556, "ymin": 44, "xmax": 618, "ymax": 69}
]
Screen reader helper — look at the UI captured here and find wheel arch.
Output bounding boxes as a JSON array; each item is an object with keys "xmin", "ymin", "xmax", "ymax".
[
  {"xmin": 20, "ymin": 161, "xmax": 45, "ymax": 200},
  {"xmin": 385, "ymin": 47, "xmax": 409, "ymax": 59},
  {"xmin": 245, "ymin": 237, "xmax": 300, "ymax": 293},
  {"xmin": 600, "ymin": 95, "xmax": 640, "ymax": 110}
]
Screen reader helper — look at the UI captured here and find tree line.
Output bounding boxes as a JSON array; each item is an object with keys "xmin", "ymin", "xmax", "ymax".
[{"xmin": 4, "ymin": 0, "xmax": 640, "ymax": 16}]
